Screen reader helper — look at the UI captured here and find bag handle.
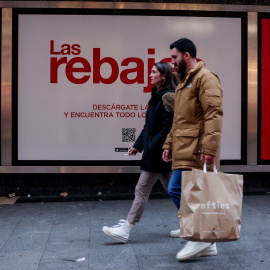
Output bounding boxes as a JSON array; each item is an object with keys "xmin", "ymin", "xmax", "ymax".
[{"xmin": 203, "ymin": 162, "xmax": 218, "ymax": 174}]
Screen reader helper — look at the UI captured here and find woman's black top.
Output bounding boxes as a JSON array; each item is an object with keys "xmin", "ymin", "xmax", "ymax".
[{"xmin": 133, "ymin": 88, "xmax": 174, "ymax": 173}]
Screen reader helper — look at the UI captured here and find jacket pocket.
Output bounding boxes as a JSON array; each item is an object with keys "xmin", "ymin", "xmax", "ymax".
[{"xmin": 173, "ymin": 129, "xmax": 201, "ymax": 161}]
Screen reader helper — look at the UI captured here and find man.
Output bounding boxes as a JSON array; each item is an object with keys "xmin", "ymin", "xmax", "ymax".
[{"xmin": 162, "ymin": 38, "xmax": 223, "ymax": 261}]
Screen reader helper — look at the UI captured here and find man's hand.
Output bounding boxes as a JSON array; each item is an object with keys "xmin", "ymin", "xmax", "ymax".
[
  {"xmin": 162, "ymin": 149, "xmax": 172, "ymax": 162},
  {"xmin": 128, "ymin": 147, "xmax": 139, "ymax": 156},
  {"xmin": 200, "ymin": 153, "xmax": 215, "ymax": 164}
]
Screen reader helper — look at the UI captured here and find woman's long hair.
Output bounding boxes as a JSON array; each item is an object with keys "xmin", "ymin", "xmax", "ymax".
[{"xmin": 148, "ymin": 62, "xmax": 178, "ymax": 107}]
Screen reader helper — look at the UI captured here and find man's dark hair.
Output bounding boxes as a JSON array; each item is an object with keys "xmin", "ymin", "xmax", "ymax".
[{"xmin": 170, "ymin": 38, "xmax": 197, "ymax": 58}]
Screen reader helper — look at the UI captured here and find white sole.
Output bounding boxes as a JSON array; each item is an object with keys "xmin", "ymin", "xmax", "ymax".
[
  {"xmin": 170, "ymin": 233, "xmax": 180, "ymax": 238},
  {"xmin": 196, "ymin": 250, "xmax": 218, "ymax": 257}
]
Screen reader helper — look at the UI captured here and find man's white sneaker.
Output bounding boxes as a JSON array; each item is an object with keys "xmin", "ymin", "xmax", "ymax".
[
  {"xmin": 176, "ymin": 241, "xmax": 212, "ymax": 261},
  {"xmin": 196, "ymin": 243, "xmax": 217, "ymax": 257},
  {"xmin": 102, "ymin": 220, "xmax": 133, "ymax": 244},
  {"xmin": 170, "ymin": 229, "xmax": 181, "ymax": 238}
]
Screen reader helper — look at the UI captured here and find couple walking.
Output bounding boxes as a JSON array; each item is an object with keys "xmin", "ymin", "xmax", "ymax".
[{"xmin": 102, "ymin": 38, "xmax": 223, "ymax": 261}]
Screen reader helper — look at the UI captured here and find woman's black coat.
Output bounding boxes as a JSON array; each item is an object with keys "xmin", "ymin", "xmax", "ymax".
[{"xmin": 133, "ymin": 88, "xmax": 174, "ymax": 173}]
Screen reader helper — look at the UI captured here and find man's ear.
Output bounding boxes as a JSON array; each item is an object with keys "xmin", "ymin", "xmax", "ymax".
[{"xmin": 183, "ymin": 52, "xmax": 190, "ymax": 60}]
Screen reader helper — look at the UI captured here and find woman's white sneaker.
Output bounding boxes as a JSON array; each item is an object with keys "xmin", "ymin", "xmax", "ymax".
[{"xmin": 102, "ymin": 220, "xmax": 133, "ymax": 244}]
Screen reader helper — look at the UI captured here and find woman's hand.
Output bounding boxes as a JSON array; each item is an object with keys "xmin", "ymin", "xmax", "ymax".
[
  {"xmin": 128, "ymin": 147, "xmax": 139, "ymax": 156},
  {"xmin": 162, "ymin": 149, "xmax": 172, "ymax": 162}
]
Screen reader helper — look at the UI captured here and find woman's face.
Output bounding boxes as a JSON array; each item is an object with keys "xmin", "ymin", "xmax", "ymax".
[{"xmin": 150, "ymin": 66, "xmax": 164, "ymax": 89}]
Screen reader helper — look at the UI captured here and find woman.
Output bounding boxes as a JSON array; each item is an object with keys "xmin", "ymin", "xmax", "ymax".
[{"xmin": 102, "ymin": 62, "xmax": 178, "ymax": 243}]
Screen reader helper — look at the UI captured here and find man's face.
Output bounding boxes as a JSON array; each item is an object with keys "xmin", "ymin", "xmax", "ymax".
[{"xmin": 171, "ymin": 48, "xmax": 186, "ymax": 74}]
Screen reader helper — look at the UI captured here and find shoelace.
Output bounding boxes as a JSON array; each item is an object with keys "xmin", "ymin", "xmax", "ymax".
[{"xmin": 112, "ymin": 219, "xmax": 126, "ymax": 228}]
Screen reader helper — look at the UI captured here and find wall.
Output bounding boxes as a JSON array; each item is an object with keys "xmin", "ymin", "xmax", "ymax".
[{"xmin": 0, "ymin": 1, "xmax": 270, "ymax": 200}]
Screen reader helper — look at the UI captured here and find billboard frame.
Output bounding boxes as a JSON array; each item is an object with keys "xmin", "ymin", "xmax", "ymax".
[{"xmin": 11, "ymin": 8, "xmax": 248, "ymax": 166}]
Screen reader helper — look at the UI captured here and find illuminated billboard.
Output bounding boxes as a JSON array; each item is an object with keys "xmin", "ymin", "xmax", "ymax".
[{"xmin": 12, "ymin": 9, "xmax": 247, "ymax": 165}]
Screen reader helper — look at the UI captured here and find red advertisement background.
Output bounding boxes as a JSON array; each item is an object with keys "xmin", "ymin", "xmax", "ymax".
[{"xmin": 261, "ymin": 19, "xmax": 270, "ymax": 159}]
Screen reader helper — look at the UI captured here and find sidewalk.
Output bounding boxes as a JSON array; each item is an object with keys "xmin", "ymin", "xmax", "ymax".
[{"xmin": 0, "ymin": 194, "xmax": 269, "ymax": 270}]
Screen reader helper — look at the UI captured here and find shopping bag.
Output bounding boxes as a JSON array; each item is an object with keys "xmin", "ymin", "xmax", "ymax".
[{"xmin": 179, "ymin": 163, "xmax": 243, "ymax": 242}]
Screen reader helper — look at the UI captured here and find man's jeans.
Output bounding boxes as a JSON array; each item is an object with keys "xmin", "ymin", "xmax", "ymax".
[{"xmin": 168, "ymin": 169, "xmax": 183, "ymax": 210}]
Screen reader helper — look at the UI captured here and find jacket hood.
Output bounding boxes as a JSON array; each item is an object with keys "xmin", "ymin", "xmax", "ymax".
[{"xmin": 162, "ymin": 92, "xmax": 175, "ymax": 113}]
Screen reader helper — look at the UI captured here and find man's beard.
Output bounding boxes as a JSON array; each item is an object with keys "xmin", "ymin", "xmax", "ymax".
[{"xmin": 177, "ymin": 59, "xmax": 186, "ymax": 74}]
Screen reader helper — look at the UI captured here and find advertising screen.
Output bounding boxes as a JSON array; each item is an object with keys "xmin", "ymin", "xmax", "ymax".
[{"xmin": 13, "ymin": 10, "xmax": 245, "ymax": 164}]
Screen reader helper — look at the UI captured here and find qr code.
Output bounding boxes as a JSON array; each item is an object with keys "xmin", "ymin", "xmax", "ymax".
[{"xmin": 122, "ymin": 128, "xmax": 136, "ymax": 142}]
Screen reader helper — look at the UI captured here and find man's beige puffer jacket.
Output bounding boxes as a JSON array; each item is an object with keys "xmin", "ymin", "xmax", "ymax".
[{"xmin": 163, "ymin": 61, "xmax": 223, "ymax": 171}]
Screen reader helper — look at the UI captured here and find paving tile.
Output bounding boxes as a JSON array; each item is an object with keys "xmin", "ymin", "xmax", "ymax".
[
  {"xmin": 223, "ymin": 234, "xmax": 266, "ymax": 253},
  {"xmin": 189, "ymin": 263, "xmax": 243, "ymax": 270},
  {"xmin": 0, "ymin": 217, "xmax": 22, "ymax": 230},
  {"xmin": 89, "ymin": 201, "xmax": 133, "ymax": 219},
  {"xmin": 89, "ymin": 232, "xmax": 139, "ymax": 270},
  {"xmin": 53, "ymin": 206, "xmax": 91, "ymax": 226},
  {"xmin": 137, "ymin": 255, "xmax": 189, "ymax": 270},
  {"xmin": 231, "ymin": 250, "xmax": 270, "ymax": 270},
  {"xmin": 12, "ymin": 219, "xmax": 55, "ymax": 235},
  {"xmin": 0, "ymin": 250, "xmax": 42, "ymax": 270},
  {"xmin": 38, "ymin": 260, "xmax": 88, "ymax": 270},
  {"xmin": 48, "ymin": 226, "xmax": 89, "ymax": 242},
  {"xmin": 179, "ymin": 246, "xmax": 241, "ymax": 269},
  {"xmin": 262, "ymin": 239, "xmax": 270, "ymax": 249},
  {"xmin": 0, "ymin": 230, "xmax": 14, "ymax": 249},
  {"xmin": 41, "ymin": 240, "xmax": 89, "ymax": 261},
  {"xmin": 1, "ymin": 233, "xmax": 49, "ymax": 252}
]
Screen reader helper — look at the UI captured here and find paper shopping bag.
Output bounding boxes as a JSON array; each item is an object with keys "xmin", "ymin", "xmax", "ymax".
[{"xmin": 179, "ymin": 164, "xmax": 243, "ymax": 242}]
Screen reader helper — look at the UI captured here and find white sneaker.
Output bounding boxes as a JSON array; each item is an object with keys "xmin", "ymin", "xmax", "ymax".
[
  {"xmin": 102, "ymin": 220, "xmax": 133, "ymax": 244},
  {"xmin": 170, "ymin": 229, "xmax": 181, "ymax": 238},
  {"xmin": 196, "ymin": 243, "xmax": 217, "ymax": 257},
  {"xmin": 112, "ymin": 219, "xmax": 126, "ymax": 227},
  {"xmin": 176, "ymin": 241, "xmax": 212, "ymax": 261}
]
